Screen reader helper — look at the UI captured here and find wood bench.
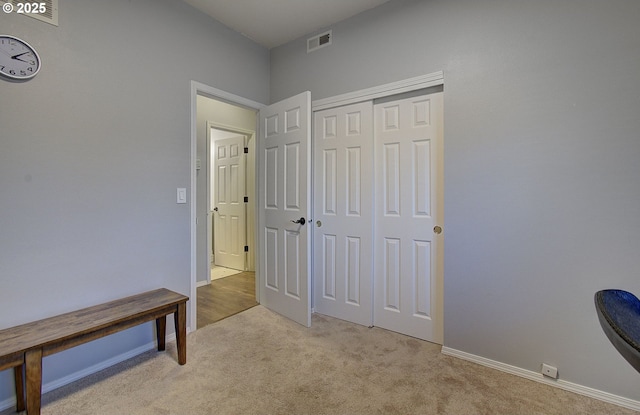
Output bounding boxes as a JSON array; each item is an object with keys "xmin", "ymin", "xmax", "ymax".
[{"xmin": 0, "ymin": 288, "xmax": 189, "ymax": 415}]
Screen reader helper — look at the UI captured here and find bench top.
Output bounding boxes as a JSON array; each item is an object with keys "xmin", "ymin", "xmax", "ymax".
[{"xmin": 0, "ymin": 288, "xmax": 188, "ymax": 358}]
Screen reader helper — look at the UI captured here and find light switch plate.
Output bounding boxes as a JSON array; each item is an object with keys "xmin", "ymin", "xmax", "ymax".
[{"xmin": 177, "ymin": 188, "xmax": 187, "ymax": 204}]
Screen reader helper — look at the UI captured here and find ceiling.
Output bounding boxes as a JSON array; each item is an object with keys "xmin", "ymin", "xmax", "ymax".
[{"xmin": 182, "ymin": 0, "xmax": 390, "ymax": 49}]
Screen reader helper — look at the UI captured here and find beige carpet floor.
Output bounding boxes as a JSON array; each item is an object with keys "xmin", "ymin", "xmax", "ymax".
[{"xmin": 12, "ymin": 306, "xmax": 638, "ymax": 415}]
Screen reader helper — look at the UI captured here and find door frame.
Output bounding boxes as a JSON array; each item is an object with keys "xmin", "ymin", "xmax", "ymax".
[
  {"xmin": 207, "ymin": 123, "xmax": 256, "ymax": 278},
  {"xmin": 311, "ymin": 71, "xmax": 443, "ymax": 111},
  {"xmin": 190, "ymin": 81, "xmax": 264, "ymax": 331}
]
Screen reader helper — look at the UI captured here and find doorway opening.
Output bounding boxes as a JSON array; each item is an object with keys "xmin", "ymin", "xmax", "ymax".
[
  {"xmin": 199, "ymin": 124, "xmax": 258, "ymax": 328},
  {"xmin": 207, "ymin": 126, "xmax": 253, "ymax": 276},
  {"xmin": 191, "ymin": 83, "xmax": 264, "ymax": 330}
]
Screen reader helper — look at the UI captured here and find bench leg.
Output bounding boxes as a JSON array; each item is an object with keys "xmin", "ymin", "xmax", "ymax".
[
  {"xmin": 14, "ymin": 365, "xmax": 25, "ymax": 412},
  {"xmin": 156, "ymin": 316, "xmax": 166, "ymax": 351},
  {"xmin": 25, "ymin": 348, "xmax": 43, "ymax": 415},
  {"xmin": 175, "ymin": 302, "xmax": 186, "ymax": 365}
]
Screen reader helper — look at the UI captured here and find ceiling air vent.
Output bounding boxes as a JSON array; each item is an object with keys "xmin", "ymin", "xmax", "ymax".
[
  {"xmin": 307, "ymin": 30, "xmax": 332, "ymax": 53},
  {"xmin": 5, "ymin": 0, "xmax": 58, "ymax": 26}
]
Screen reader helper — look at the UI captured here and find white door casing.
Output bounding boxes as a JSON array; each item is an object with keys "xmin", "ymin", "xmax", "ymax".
[
  {"xmin": 258, "ymin": 91, "xmax": 312, "ymax": 327},
  {"xmin": 373, "ymin": 92, "xmax": 444, "ymax": 343},
  {"xmin": 213, "ymin": 134, "xmax": 246, "ymax": 271},
  {"xmin": 313, "ymin": 101, "xmax": 374, "ymax": 327}
]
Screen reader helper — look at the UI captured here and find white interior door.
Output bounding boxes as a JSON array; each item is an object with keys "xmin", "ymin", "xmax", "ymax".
[
  {"xmin": 258, "ymin": 91, "xmax": 312, "ymax": 327},
  {"xmin": 313, "ymin": 101, "xmax": 374, "ymax": 327},
  {"xmin": 213, "ymin": 135, "xmax": 246, "ymax": 271},
  {"xmin": 373, "ymin": 92, "xmax": 444, "ymax": 343}
]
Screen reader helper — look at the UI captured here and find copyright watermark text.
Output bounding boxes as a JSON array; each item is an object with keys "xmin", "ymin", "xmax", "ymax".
[{"xmin": 3, "ymin": 2, "xmax": 48, "ymax": 14}]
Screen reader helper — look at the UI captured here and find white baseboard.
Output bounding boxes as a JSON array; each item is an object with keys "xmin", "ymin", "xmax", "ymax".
[
  {"xmin": 0, "ymin": 333, "xmax": 177, "ymax": 412},
  {"xmin": 196, "ymin": 280, "xmax": 209, "ymax": 287},
  {"xmin": 441, "ymin": 346, "xmax": 640, "ymax": 412}
]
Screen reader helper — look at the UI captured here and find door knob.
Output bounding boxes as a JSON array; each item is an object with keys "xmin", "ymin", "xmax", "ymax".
[
  {"xmin": 213, "ymin": 207, "xmax": 218, "ymax": 212},
  {"xmin": 433, "ymin": 225, "xmax": 442, "ymax": 234},
  {"xmin": 291, "ymin": 217, "xmax": 306, "ymax": 225}
]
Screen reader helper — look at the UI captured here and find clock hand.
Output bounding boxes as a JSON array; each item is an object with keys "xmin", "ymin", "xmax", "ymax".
[
  {"xmin": 12, "ymin": 56, "xmax": 31, "ymax": 63},
  {"xmin": 11, "ymin": 51, "xmax": 31, "ymax": 59}
]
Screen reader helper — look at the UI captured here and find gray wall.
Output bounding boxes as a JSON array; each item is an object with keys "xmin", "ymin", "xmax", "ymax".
[
  {"xmin": 271, "ymin": 0, "xmax": 640, "ymax": 401},
  {"xmin": 0, "ymin": 0, "xmax": 268, "ymax": 405}
]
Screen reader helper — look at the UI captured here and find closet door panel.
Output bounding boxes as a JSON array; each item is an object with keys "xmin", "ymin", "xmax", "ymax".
[
  {"xmin": 313, "ymin": 101, "xmax": 373, "ymax": 327},
  {"xmin": 373, "ymin": 92, "xmax": 444, "ymax": 344}
]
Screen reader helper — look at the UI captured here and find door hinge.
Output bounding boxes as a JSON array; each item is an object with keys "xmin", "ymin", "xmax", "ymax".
[
  {"xmin": 244, "ymin": 245, "xmax": 249, "ymax": 252},
  {"xmin": 244, "ymin": 196, "xmax": 249, "ymax": 203},
  {"xmin": 244, "ymin": 147, "xmax": 249, "ymax": 154}
]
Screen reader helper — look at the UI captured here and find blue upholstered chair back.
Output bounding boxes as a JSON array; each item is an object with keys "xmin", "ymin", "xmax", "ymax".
[{"xmin": 595, "ymin": 289, "xmax": 640, "ymax": 373}]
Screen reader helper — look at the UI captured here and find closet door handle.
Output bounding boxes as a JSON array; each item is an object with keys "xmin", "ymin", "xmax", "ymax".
[{"xmin": 291, "ymin": 217, "xmax": 306, "ymax": 226}]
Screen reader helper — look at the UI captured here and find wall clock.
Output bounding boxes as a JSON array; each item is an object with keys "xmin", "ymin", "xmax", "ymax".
[{"xmin": 0, "ymin": 35, "xmax": 41, "ymax": 80}]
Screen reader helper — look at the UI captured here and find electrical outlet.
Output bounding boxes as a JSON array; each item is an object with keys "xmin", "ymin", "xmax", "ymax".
[{"xmin": 541, "ymin": 363, "xmax": 558, "ymax": 379}]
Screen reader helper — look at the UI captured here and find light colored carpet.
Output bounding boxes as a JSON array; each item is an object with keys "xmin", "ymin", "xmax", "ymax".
[{"xmin": 20, "ymin": 306, "xmax": 638, "ymax": 415}]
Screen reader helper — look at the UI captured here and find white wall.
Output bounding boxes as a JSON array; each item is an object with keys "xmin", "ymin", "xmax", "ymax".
[
  {"xmin": 271, "ymin": 0, "xmax": 640, "ymax": 402},
  {"xmin": 0, "ymin": 0, "xmax": 268, "ymax": 406}
]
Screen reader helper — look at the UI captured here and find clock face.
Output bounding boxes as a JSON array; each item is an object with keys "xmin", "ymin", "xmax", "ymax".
[{"xmin": 0, "ymin": 35, "xmax": 41, "ymax": 80}]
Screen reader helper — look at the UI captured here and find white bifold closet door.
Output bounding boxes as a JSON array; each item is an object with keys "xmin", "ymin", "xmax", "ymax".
[
  {"xmin": 312, "ymin": 91, "xmax": 443, "ymax": 344},
  {"xmin": 373, "ymin": 92, "xmax": 444, "ymax": 343},
  {"xmin": 313, "ymin": 101, "xmax": 374, "ymax": 327}
]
